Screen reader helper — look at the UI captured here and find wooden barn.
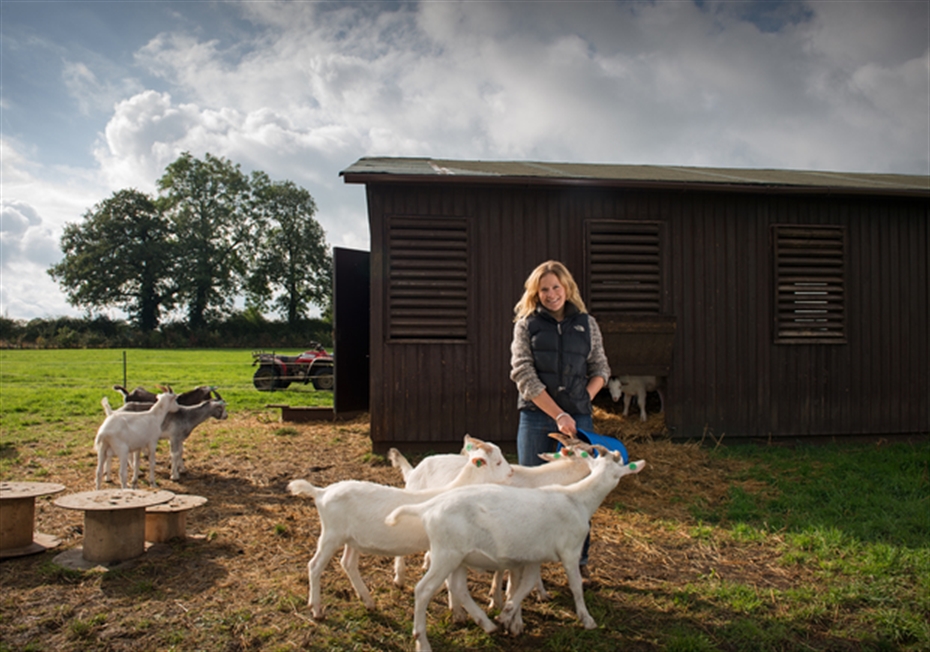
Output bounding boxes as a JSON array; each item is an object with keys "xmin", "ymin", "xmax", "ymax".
[{"xmin": 336, "ymin": 158, "xmax": 929, "ymax": 453}]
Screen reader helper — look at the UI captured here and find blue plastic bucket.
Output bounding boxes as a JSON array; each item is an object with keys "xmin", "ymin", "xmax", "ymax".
[{"xmin": 574, "ymin": 428, "xmax": 629, "ymax": 464}]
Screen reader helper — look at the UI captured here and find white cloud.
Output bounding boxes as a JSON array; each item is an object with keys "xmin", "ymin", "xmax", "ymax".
[
  {"xmin": 0, "ymin": 200, "xmax": 72, "ymax": 319},
  {"xmin": 91, "ymin": 89, "xmax": 370, "ymax": 247},
  {"xmin": 1, "ymin": 139, "xmax": 116, "ymax": 319},
  {"xmin": 62, "ymin": 59, "xmax": 144, "ymax": 116},
  {"xmin": 0, "ymin": 260, "xmax": 82, "ymax": 319},
  {"xmin": 0, "ymin": 199, "xmax": 57, "ymax": 265}
]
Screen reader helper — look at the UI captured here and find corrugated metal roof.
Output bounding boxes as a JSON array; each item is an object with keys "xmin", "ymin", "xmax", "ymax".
[{"xmin": 341, "ymin": 157, "xmax": 930, "ymax": 196}]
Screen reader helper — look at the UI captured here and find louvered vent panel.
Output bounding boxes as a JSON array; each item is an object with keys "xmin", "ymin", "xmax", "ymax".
[
  {"xmin": 588, "ymin": 221, "xmax": 662, "ymax": 314},
  {"xmin": 773, "ymin": 226, "xmax": 846, "ymax": 343},
  {"xmin": 388, "ymin": 217, "xmax": 468, "ymax": 340}
]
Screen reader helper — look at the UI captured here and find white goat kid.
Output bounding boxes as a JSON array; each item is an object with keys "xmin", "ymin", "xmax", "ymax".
[
  {"xmin": 608, "ymin": 375, "xmax": 665, "ymax": 422},
  {"xmin": 386, "ymin": 451, "xmax": 646, "ymax": 652},
  {"xmin": 101, "ymin": 392, "xmax": 228, "ymax": 482},
  {"xmin": 388, "ymin": 434, "xmax": 503, "ymax": 490},
  {"xmin": 486, "ymin": 433, "xmax": 600, "ymax": 609},
  {"xmin": 390, "ymin": 433, "xmax": 597, "ymax": 609},
  {"xmin": 94, "ymin": 391, "xmax": 180, "ymax": 489},
  {"xmin": 386, "ymin": 435, "xmax": 507, "ymax": 587},
  {"xmin": 287, "ymin": 442, "xmax": 513, "ymax": 620}
]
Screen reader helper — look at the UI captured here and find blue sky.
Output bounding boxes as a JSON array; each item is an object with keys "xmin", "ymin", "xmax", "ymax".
[{"xmin": 2, "ymin": 0, "xmax": 928, "ymax": 320}]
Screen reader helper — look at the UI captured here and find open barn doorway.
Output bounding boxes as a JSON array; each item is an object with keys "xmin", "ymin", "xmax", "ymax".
[{"xmin": 333, "ymin": 247, "xmax": 370, "ymax": 414}]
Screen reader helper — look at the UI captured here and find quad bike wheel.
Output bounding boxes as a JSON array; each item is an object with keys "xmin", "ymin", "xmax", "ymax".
[
  {"xmin": 253, "ymin": 366, "xmax": 279, "ymax": 391},
  {"xmin": 310, "ymin": 366, "xmax": 334, "ymax": 391}
]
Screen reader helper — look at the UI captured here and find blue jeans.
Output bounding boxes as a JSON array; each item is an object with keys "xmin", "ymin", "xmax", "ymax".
[
  {"xmin": 516, "ymin": 409, "xmax": 594, "ymax": 565},
  {"xmin": 516, "ymin": 409, "xmax": 594, "ymax": 467}
]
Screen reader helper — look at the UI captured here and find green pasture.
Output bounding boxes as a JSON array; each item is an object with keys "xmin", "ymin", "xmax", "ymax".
[{"xmin": 0, "ymin": 348, "xmax": 331, "ymax": 433}]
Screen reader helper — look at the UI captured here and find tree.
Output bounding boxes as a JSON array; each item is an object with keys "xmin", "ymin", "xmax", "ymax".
[
  {"xmin": 48, "ymin": 189, "xmax": 173, "ymax": 331},
  {"xmin": 157, "ymin": 152, "xmax": 256, "ymax": 329},
  {"xmin": 246, "ymin": 174, "xmax": 333, "ymax": 326}
]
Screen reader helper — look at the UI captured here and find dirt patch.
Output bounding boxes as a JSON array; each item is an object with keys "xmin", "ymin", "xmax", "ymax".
[{"xmin": 0, "ymin": 412, "xmax": 815, "ymax": 651}]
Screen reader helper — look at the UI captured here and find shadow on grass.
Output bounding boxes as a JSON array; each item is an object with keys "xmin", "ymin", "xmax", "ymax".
[{"xmin": 0, "ymin": 440, "xmax": 18, "ymax": 459}]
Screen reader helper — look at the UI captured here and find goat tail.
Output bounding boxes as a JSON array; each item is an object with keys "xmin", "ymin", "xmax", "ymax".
[
  {"xmin": 386, "ymin": 448, "xmax": 414, "ymax": 479},
  {"xmin": 287, "ymin": 479, "xmax": 321, "ymax": 499},
  {"xmin": 101, "ymin": 396, "xmax": 114, "ymax": 416},
  {"xmin": 385, "ymin": 503, "xmax": 422, "ymax": 527},
  {"xmin": 112, "ymin": 385, "xmax": 129, "ymax": 398}
]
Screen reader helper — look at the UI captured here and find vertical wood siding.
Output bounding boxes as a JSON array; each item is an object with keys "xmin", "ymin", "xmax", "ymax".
[{"xmin": 366, "ymin": 183, "xmax": 928, "ymax": 451}]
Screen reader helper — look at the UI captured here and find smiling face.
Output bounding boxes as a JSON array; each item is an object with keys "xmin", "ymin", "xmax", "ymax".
[
  {"xmin": 537, "ymin": 272, "xmax": 566, "ymax": 319},
  {"xmin": 515, "ymin": 260, "xmax": 586, "ymax": 322}
]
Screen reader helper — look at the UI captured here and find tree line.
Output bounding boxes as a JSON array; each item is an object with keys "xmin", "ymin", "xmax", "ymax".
[
  {"xmin": 0, "ymin": 312, "xmax": 332, "ymax": 350},
  {"xmin": 47, "ymin": 152, "xmax": 333, "ymax": 333}
]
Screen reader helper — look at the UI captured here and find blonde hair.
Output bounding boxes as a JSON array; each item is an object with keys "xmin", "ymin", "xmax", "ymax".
[{"xmin": 513, "ymin": 260, "xmax": 587, "ymax": 321}]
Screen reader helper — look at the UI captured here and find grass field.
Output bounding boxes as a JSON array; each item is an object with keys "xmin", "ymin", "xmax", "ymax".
[
  {"xmin": 0, "ymin": 348, "xmax": 331, "ymax": 427},
  {"xmin": 0, "ymin": 349, "xmax": 928, "ymax": 651}
]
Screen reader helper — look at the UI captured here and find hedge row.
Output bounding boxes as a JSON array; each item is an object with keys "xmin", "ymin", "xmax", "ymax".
[{"xmin": 0, "ymin": 314, "xmax": 333, "ymax": 350}]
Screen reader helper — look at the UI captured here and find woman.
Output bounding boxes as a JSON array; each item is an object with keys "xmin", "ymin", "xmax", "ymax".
[
  {"xmin": 510, "ymin": 261, "xmax": 611, "ymax": 575},
  {"xmin": 510, "ymin": 260, "xmax": 611, "ymax": 465}
]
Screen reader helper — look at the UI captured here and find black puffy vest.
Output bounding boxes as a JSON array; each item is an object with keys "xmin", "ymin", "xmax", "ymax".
[{"xmin": 519, "ymin": 303, "xmax": 592, "ymax": 416}]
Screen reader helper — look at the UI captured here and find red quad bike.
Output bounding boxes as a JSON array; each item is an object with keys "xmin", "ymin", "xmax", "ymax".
[{"xmin": 251, "ymin": 343, "xmax": 334, "ymax": 391}]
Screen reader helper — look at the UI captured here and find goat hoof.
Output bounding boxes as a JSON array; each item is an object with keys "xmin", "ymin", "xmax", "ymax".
[{"xmin": 497, "ymin": 608, "xmax": 514, "ymax": 626}]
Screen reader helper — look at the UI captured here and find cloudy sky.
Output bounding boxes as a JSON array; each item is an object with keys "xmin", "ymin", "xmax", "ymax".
[{"xmin": 2, "ymin": 0, "xmax": 928, "ymax": 321}]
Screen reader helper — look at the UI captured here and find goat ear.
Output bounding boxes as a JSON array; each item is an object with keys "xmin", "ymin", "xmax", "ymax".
[
  {"xmin": 471, "ymin": 455, "xmax": 486, "ymax": 468},
  {"xmin": 626, "ymin": 459, "xmax": 646, "ymax": 473}
]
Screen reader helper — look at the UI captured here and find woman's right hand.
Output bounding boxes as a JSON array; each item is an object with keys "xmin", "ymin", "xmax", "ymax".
[{"xmin": 555, "ymin": 412, "xmax": 577, "ymax": 436}]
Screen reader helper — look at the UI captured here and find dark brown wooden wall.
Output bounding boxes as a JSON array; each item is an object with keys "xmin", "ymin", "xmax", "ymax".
[{"xmin": 365, "ymin": 182, "xmax": 929, "ymax": 452}]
